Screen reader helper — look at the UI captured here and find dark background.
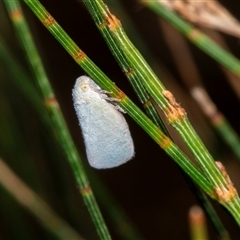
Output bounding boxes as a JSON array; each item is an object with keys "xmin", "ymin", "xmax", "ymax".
[{"xmin": 1, "ymin": 0, "xmax": 240, "ymax": 239}]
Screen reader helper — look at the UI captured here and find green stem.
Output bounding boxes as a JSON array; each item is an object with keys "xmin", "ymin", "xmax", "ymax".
[
  {"xmin": 191, "ymin": 86, "xmax": 240, "ymax": 161},
  {"xmin": 81, "ymin": 1, "xmax": 232, "ymax": 236},
  {"xmin": 145, "ymin": 1, "xmax": 240, "ymax": 77},
  {"xmin": 23, "ymin": 0, "xmax": 212, "ymax": 196},
  {"xmin": 84, "ymin": 0, "xmax": 226, "ymax": 192},
  {"xmin": 5, "ymin": 1, "xmax": 111, "ymax": 239},
  {"xmin": 81, "ymin": 0, "xmax": 240, "ymax": 224}
]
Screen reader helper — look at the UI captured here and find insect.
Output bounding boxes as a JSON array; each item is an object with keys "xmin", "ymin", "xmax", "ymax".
[{"xmin": 72, "ymin": 76, "xmax": 134, "ymax": 169}]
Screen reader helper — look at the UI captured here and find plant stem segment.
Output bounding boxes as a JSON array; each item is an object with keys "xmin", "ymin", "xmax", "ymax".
[
  {"xmin": 83, "ymin": 0, "xmax": 240, "ymax": 224},
  {"xmin": 23, "ymin": 0, "xmax": 213, "ymax": 195},
  {"xmin": 8, "ymin": 1, "xmax": 111, "ymax": 239}
]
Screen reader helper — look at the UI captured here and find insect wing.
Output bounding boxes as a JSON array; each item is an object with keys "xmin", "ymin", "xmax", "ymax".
[{"xmin": 72, "ymin": 76, "xmax": 134, "ymax": 169}]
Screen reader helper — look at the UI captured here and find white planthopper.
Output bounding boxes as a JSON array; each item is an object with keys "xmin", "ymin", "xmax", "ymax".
[{"xmin": 72, "ymin": 76, "xmax": 134, "ymax": 169}]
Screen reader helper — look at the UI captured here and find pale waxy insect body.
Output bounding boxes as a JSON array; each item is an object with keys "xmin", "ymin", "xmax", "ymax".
[{"xmin": 72, "ymin": 76, "xmax": 134, "ymax": 169}]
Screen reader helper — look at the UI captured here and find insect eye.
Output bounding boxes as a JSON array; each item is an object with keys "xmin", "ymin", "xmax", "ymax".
[{"xmin": 81, "ymin": 84, "xmax": 88, "ymax": 92}]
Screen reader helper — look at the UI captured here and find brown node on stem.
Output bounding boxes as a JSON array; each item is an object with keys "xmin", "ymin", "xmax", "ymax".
[
  {"xmin": 187, "ymin": 28, "xmax": 202, "ymax": 41},
  {"xmin": 215, "ymin": 161, "xmax": 232, "ymax": 184},
  {"xmin": 163, "ymin": 90, "xmax": 186, "ymax": 123},
  {"xmin": 73, "ymin": 49, "xmax": 86, "ymax": 63},
  {"xmin": 42, "ymin": 14, "xmax": 55, "ymax": 27},
  {"xmin": 214, "ymin": 161, "xmax": 238, "ymax": 203},
  {"xmin": 98, "ymin": 7, "xmax": 121, "ymax": 31},
  {"xmin": 159, "ymin": 134, "xmax": 172, "ymax": 149},
  {"xmin": 45, "ymin": 96, "xmax": 59, "ymax": 107},
  {"xmin": 107, "ymin": 13, "xmax": 121, "ymax": 31},
  {"xmin": 143, "ymin": 98, "xmax": 151, "ymax": 108},
  {"xmin": 215, "ymin": 184, "xmax": 237, "ymax": 203},
  {"xmin": 115, "ymin": 90, "xmax": 126, "ymax": 102},
  {"xmin": 10, "ymin": 9, "xmax": 22, "ymax": 21},
  {"xmin": 80, "ymin": 184, "xmax": 92, "ymax": 197},
  {"xmin": 211, "ymin": 112, "xmax": 224, "ymax": 126},
  {"xmin": 124, "ymin": 67, "xmax": 134, "ymax": 77}
]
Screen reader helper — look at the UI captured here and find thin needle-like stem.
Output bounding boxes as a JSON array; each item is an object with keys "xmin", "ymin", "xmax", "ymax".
[
  {"xmin": 23, "ymin": 0, "xmax": 212, "ymax": 195},
  {"xmin": 82, "ymin": 0, "xmax": 240, "ymax": 225},
  {"xmin": 4, "ymin": 1, "xmax": 111, "ymax": 239}
]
